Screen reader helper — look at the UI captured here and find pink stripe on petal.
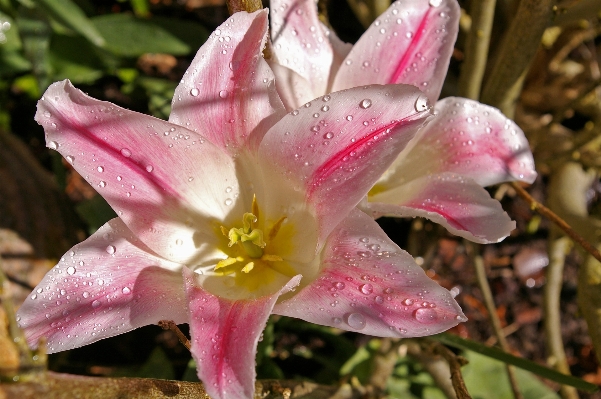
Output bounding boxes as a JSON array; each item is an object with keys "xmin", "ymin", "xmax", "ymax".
[
  {"xmin": 274, "ymin": 209, "xmax": 465, "ymax": 336},
  {"xmin": 170, "ymin": 10, "xmax": 285, "ymax": 155},
  {"xmin": 380, "ymin": 98, "xmax": 536, "ymax": 191},
  {"xmin": 332, "ymin": 0, "xmax": 459, "ymax": 103},
  {"xmin": 184, "ymin": 268, "xmax": 300, "ymax": 399},
  {"xmin": 369, "ymin": 173, "xmax": 516, "ymax": 243},
  {"xmin": 17, "ymin": 218, "xmax": 187, "ymax": 353},
  {"xmin": 36, "ymin": 80, "xmax": 238, "ymax": 264},
  {"xmin": 260, "ymin": 84, "xmax": 430, "ymax": 245}
]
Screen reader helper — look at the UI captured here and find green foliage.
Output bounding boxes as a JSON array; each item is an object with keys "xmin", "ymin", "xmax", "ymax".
[
  {"xmin": 91, "ymin": 14, "xmax": 207, "ymax": 57},
  {"xmin": 462, "ymin": 351, "xmax": 559, "ymax": 399}
]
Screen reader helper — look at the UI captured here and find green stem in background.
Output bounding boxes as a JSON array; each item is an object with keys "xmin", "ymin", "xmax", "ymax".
[
  {"xmin": 480, "ymin": 0, "xmax": 557, "ymax": 117},
  {"xmin": 545, "ymin": 235, "xmax": 580, "ymax": 399},
  {"xmin": 458, "ymin": 0, "xmax": 497, "ymax": 100},
  {"xmin": 465, "ymin": 242, "xmax": 523, "ymax": 399}
]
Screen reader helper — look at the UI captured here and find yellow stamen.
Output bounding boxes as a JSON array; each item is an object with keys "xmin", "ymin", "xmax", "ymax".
[
  {"xmin": 261, "ymin": 254, "xmax": 283, "ymax": 262},
  {"xmin": 269, "ymin": 216, "xmax": 287, "ymax": 241},
  {"xmin": 220, "ymin": 225, "xmax": 229, "ymax": 237},
  {"xmin": 241, "ymin": 262, "xmax": 255, "ymax": 273},
  {"xmin": 215, "ymin": 256, "xmax": 244, "ymax": 270}
]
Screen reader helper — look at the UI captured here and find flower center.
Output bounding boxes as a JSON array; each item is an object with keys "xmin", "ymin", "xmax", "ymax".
[{"xmin": 215, "ymin": 196, "xmax": 287, "ymax": 275}]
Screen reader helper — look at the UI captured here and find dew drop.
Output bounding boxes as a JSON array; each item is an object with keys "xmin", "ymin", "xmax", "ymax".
[
  {"xmin": 429, "ymin": 0, "xmax": 442, "ymax": 6},
  {"xmin": 48, "ymin": 141, "xmax": 58, "ymax": 150},
  {"xmin": 403, "ymin": 298, "xmax": 414, "ymax": 306},
  {"xmin": 97, "ymin": 166, "xmax": 104, "ymax": 173},
  {"xmin": 224, "ymin": 198, "xmax": 233, "ymax": 206},
  {"xmin": 146, "ymin": 165, "xmax": 154, "ymax": 173},
  {"xmin": 106, "ymin": 245, "xmax": 116, "ymax": 255},
  {"xmin": 332, "ymin": 317, "xmax": 342, "ymax": 324},
  {"xmin": 43, "ymin": 111, "xmax": 51, "ymax": 118},
  {"xmin": 176, "ymin": 239, "xmax": 183, "ymax": 246},
  {"xmin": 322, "ymin": 95, "xmax": 331, "ymax": 102},
  {"xmin": 375, "ymin": 296, "xmax": 384, "ymax": 304},
  {"xmin": 334, "ymin": 282, "xmax": 345, "ymax": 290},
  {"xmin": 82, "ymin": 291, "xmax": 90, "ymax": 299},
  {"xmin": 346, "ymin": 313, "xmax": 366, "ymax": 330},
  {"xmin": 122, "ymin": 287, "xmax": 131, "ymax": 295},
  {"xmin": 219, "ymin": 90, "xmax": 228, "ymax": 98},
  {"xmin": 98, "ymin": 181, "xmax": 107, "ymax": 188},
  {"xmin": 120, "ymin": 148, "xmax": 132, "ymax": 157},
  {"xmin": 66, "ymin": 155, "xmax": 74, "ymax": 164},
  {"xmin": 414, "ymin": 95, "xmax": 430, "ymax": 112},
  {"xmin": 414, "ymin": 308, "xmax": 438, "ymax": 323},
  {"xmin": 91, "ymin": 300, "xmax": 101, "ymax": 308},
  {"xmin": 321, "ymin": 105, "xmax": 330, "ymax": 112},
  {"xmin": 66, "ymin": 266, "xmax": 76, "ymax": 275},
  {"xmin": 323, "ymin": 132, "xmax": 334, "ymax": 139},
  {"xmin": 359, "ymin": 283, "xmax": 373, "ymax": 295},
  {"xmin": 190, "ymin": 88, "xmax": 200, "ymax": 97},
  {"xmin": 346, "ymin": 115, "xmax": 353, "ymax": 121},
  {"xmin": 360, "ymin": 99, "xmax": 372, "ymax": 109}
]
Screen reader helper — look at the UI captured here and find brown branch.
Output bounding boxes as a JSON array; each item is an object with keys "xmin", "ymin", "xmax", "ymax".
[
  {"xmin": 158, "ymin": 320, "xmax": 191, "ymax": 351},
  {"xmin": 430, "ymin": 342, "xmax": 472, "ymax": 399},
  {"xmin": 0, "ymin": 372, "xmax": 363, "ymax": 399},
  {"xmin": 511, "ymin": 181, "xmax": 601, "ymax": 263}
]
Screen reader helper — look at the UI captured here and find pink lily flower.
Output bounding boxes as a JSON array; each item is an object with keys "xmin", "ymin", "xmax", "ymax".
[
  {"xmin": 18, "ymin": 10, "xmax": 466, "ymax": 399},
  {"xmin": 270, "ymin": 0, "xmax": 537, "ymax": 243}
]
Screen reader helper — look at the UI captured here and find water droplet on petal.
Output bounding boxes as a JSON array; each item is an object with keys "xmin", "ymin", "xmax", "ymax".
[
  {"xmin": 120, "ymin": 148, "xmax": 132, "ymax": 157},
  {"xmin": 224, "ymin": 198, "xmax": 233, "ymax": 206},
  {"xmin": 334, "ymin": 282, "xmax": 345, "ymax": 290},
  {"xmin": 83, "ymin": 291, "xmax": 90, "ymax": 299},
  {"xmin": 122, "ymin": 287, "xmax": 131, "ymax": 295},
  {"xmin": 346, "ymin": 313, "xmax": 366, "ymax": 330},
  {"xmin": 91, "ymin": 300, "xmax": 101, "ymax": 308},
  {"xmin": 98, "ymin": 181, "xmax": 107, "ymax": 188},
  {"xmin": 360, "ymin": 99, "xmax": 372, "ymax": 109},
  {"xmin": 403, "ymin": 298, "xmax": 414, "ymax": 306},
  {"xmin": 429, "ymin": 0, "xmax": 442, "ymax": 6},
  {"xmin": 323, "ymin": 132, "xmax": 334, "ymax": 139},
  {"xmin": 190, "ymin": 88, "xmax": 199, "ymax": 97},
  {"xmin": 106, "ymin": 245, "xmax": 116, "ymax": 255},
  {"xmin": 97, "ymin": 166, "xmax": 104, "ymax": 173},
  {"xmin": 414, "ymin": 95, "xmax": 430, "ymax": 112},
  {"xmin": 219, "ymin": 90, "xmax": 228, "ymax": 99},
  {"xmin": 414, "ymin": 308, "xmax": 438, "ymax": 323},
  {"xmin": 375, "ymin": 295, "xmax": 384, "ymax": 304},
  {"xmin": 66, "ymin": 266, "xmax": 76, "ymax": 275},
  {"xmin": 48, "ymin": 141, "xmax": 58, "ymax": 149},
  {"xmin": 332, "ymin": 317, "xmax": 342, "ymax": 324},
  {"xmin": 359, "ymin": 284, "xmax": 373, "ymax": 295},
  {"xmin": 146, "ymin": 165, "xmax": 154, "ymax": 173}
]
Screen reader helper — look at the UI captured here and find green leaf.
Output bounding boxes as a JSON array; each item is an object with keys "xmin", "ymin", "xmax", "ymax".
[
  {"xmin": 182, "ymin": 359, "xmax": 200, "ymax": 382},
  {"xmin": 136, "ymin": 347, "xmax": 176, "ymax": 380},
  {"xmin": 462, "ymin": 351, "xmax": 559, "ymax": 399},
  {"xmin": 431, "ymin": 333, "xmax": 598, "ymax": 393},
  {"xmin": 16, "ymin": 11, "xmax": 51, "ymax": 89},
  {"xmin": 34, "ymin": 0, "xmax": 105, "ymax": 47},
  {"xmin": 48, "ymin": 33, "xmax": 104, "ymax": 83},
  {"xmin": 91, "ymin": 14, "xmax": 208, "ymax": 57}
]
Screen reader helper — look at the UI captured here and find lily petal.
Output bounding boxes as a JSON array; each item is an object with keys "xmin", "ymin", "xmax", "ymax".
[
  {"xmin": 368, "ymin": 173, "xmax": 516, "ymax": 243},
  {"xmin": 37, "ymin": 80, "xmax": 239, "ymax": 264},
  {"xmin": 170, "ymin": 10, "xmax": 286, "ymax": 155},
  {"xmin": 332, "ymin": 0, "xmax": 459, "ymax": 103},
  {"xmin": 269, "ymin": 61, "xmax": 316, "ymax": 110},
  {"xmin": 17, "ymin": 218, "xmax": 187, "ymax": 353},
  {"xmin": 184, "ymin": 268, "xmax": 301, "ymax": 399},
  {"xmin": 376, "ymin": 97, "xmax": 537, "ymax": 190},
  {"xmin": 274, "ymin": 209, "xmax": 465, "ymax": 336},
  {"xmin": 270, "ymin": 0, "xmax": 334, "ymax": 97},
  {"xmin": 259, "ymin": 84, "xmax": 430, "ymax": 246}
]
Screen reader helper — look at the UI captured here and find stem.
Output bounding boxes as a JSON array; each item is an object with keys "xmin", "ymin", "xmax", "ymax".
[
  {"xmin": 480, "ymin": 0, "xmax": 557, "ymax": 116},
  {"xmin": 158, "ymin": 320, "xmax": 191, "ymax": 351},
  {"xmin": 545, "ymin": 236, "xmax": 580, "ymax": 399},
  {"xmin": 465, "ymin": 242, "xmax": 523, "ymax": 399},
  {"xmin": 429, "ymin": 342, "xmax": 472, "ymax": 399},
  {"xmin": 510, "ymin": 182, "xmax": 601, "ymax": 263},
  {"xmin": 458, "ymin": 0, "xmax": 497, "ymax": 100}
]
